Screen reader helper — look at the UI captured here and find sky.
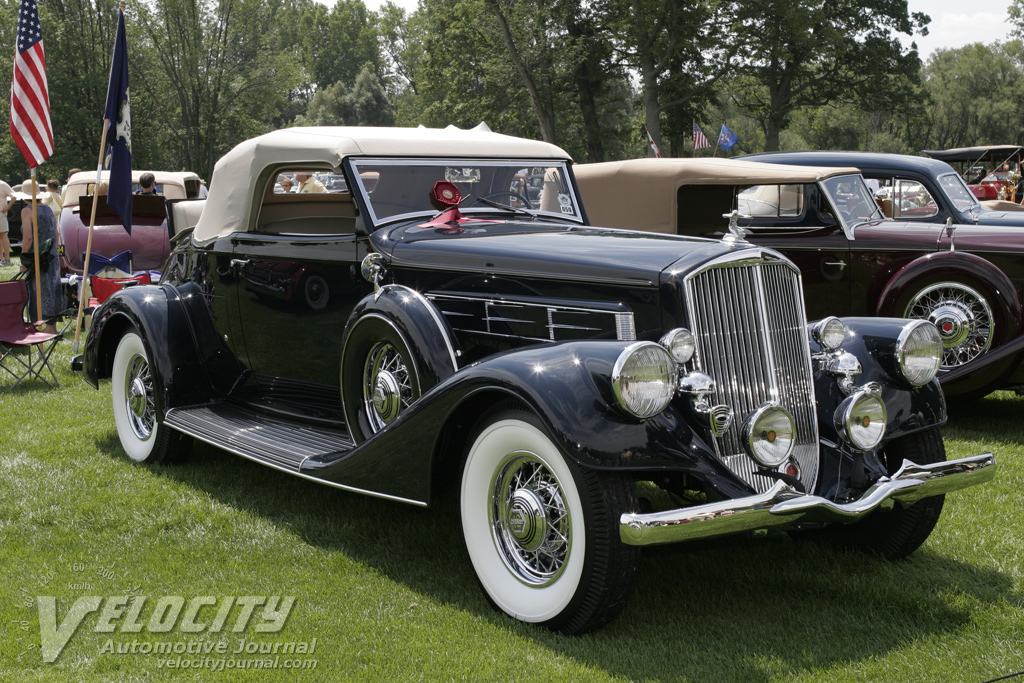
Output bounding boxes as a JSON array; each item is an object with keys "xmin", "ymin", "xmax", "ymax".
[{"xmin": 317, "ymin": 0, "xmax": 1015, "ymax": 61}]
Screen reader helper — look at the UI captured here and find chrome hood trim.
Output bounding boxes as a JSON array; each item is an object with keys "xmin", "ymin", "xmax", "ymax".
[{"xmin": 620, "ymin": 453, "xmax": 996, "ymax": 546}]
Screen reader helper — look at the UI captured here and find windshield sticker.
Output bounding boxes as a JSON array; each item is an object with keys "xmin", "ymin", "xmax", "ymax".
[{"xmin": 557, "ymin": 193, "xmax": 573, "ymax": 214}]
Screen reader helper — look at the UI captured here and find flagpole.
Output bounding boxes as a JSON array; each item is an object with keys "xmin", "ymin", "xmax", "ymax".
[
  {"xmin": 71, "ymin": 120, "xmax": 110, "ymax": 353},
  {"xmin": 29, "ymin": 169, "xmax": 42, "ymax": 326}
]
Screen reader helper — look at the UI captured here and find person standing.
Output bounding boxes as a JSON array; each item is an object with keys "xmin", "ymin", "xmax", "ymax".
[
  {"xmin": 41, "ymin": 179, "xmax": 62, "ymax": 217},
  {"xmin": 0, "ymin": 178, "xmax": 13, "ymax": 265},
  {"xmin": 295, "ymin": 172, "xmax": 327, "ymax": 193},
  {"xmin": 18, "ymin": 180, "xmax": 61, "ymax": 333}
]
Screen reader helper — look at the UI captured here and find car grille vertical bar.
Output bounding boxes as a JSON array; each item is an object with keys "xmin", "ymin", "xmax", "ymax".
[{"xmin": 684, "ymin": 252, "xmax": 819, "ymax": 494}]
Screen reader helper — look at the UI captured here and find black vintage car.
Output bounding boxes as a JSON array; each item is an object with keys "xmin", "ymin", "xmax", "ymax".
[{"xmin": 77, "ymin": 127, "xmax": 995, "ymax": 634}]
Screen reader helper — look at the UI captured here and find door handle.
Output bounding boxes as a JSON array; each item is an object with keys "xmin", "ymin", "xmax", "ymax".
[
  {"xmin": 824, "ymin": 260, "xmax": 846, "ymax": 270},
  {"xmin": 230, "ymin": 259, "xmax": 250, "ymax": 269}
]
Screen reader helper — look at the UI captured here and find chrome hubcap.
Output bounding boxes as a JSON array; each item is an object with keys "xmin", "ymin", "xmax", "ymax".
[
  {"xmin": 363, "ymin": 341, "xmax": 413, "ymax": 432},
  {"xmin": 929, "ymin": 304, "xmax": 973, "ymax": 349},
  {"xmin": 124, "ymin": 354, "xmax": 154, "ymax": 441},
  {"xmin": 490, "ymin": 453, "xmax": 570, "ymax": 586},
  {"xmin": 906, "ymin": 283, "xmax": 994, "ymax": 369}
]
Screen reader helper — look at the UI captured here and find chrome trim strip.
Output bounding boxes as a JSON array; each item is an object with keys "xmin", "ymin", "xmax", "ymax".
[{"xmin": 620, "ymin": 453, "xmax": 996, "ymax": 546}]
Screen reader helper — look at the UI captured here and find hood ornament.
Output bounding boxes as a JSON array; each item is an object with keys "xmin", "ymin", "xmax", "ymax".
[{"xmin": 722, "ymin": 210, "xmax": 751, "ymax": 244}]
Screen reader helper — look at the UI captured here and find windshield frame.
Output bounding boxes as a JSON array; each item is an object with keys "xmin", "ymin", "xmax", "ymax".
[
  {"xmin": 819, "ymin": 173, "xmax": 885, "ymax": 236},
  {"xmin": 347, "ymin": 157, "xmax": 585, "ymax": 229},
  {"xmin": 938, "ymin": 171, "xmax": 982, "ymax": 215}
]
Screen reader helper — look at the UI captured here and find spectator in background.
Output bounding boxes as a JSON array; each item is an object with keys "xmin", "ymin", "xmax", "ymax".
[
  {"xmin": 18, "ymin": 179, "xmax": 60, "ymax": 334},
  {"xmin": 198, "ymin": 180, "xmax": 208, "ymax": 198},
  {"xmin": 280, "ymin": 178, "xmax": 294, "ymax": 193},
  {"xmin": 137, "ymin": 172, "xmax": 158, "ymax": 195},
  {"xmin": 41, "ymin": 179, "xmax": 62, "ymax": 217},
  {"xmin": 0, "ymin": 178, "xmax": 13, "ymax": 265},
  {"xmin": 60, "ymin": 168, "xmax": 82, "ymax": 206},
  {"xmin": 295, "ymin": 172, "xmax": 327, "ymax": 194}
]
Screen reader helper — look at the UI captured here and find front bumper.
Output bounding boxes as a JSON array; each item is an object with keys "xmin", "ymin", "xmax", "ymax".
[{"xmin": 620, "ymin": 453, "xmax": 996, "ymax": 546}]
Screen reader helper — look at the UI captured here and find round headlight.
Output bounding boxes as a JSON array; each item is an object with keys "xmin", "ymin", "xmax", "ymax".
[
  {"xmin": 659, "ymin": 328, "xmax": 695, "ymax": 364},
  {"xmin": 744, "ymin": 404, "xmax": 795, "ymax": 467},
  {"xmin": 812, "ymin": 317, "xmax": 846, "ymax": 352},
  {"xmin": 834, "ymin": 391, "xmax": 887, "ymax": 450},
  {"xmin": 897, "ymin": 320, "xmax": 942, "ymax": 386},
  {"xmin": 612, "ymin": 342, "xmax": 677, "ymax": 419}
]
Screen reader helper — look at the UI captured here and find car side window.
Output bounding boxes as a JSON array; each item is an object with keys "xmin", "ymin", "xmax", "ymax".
[
  {"xmin": 257, "ymin": 171, "xmax": 356, "ymax": 235},
  {"xmin": 737, "ymin": 184, "xmax": 804, "ymax": 218},
  {"xmin": 883, "ymin": 178, "xmax": 938, "ymax": 220}
]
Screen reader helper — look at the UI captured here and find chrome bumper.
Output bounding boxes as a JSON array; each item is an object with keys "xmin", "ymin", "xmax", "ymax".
[{"xmin": 620, "ymin": 453, "xmax": 996, "ymax": 546}]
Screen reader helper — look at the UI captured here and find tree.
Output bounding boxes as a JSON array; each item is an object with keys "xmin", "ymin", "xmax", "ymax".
[
  {"xmin": 730, "ymin": 0, "xmax": 929, "ymax": 151},
  {"xmin": 299, "ymin": 64, "xmax": 394, "ymax": 127},
  {"xmin": 608, "ymin": 0, "xmax": 738, "ymax": 156},
  {"xmin": 130, "ymin": 0, "xmax": 304, "ymax": 179}
]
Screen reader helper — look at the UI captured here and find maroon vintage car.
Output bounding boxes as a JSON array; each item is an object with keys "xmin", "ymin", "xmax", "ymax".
[
  {"xmin": 58, "ymin": 170, "xmax": 202, "ymax": 274},
  {"xmin": 574, "ymin": 158, "xmax": 1024, "ymax": 399}
]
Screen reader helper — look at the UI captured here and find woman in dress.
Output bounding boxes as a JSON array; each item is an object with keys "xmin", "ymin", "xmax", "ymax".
[{"xmin": 18, "ymin": 180, "xmax": 61, "ymax": 334}]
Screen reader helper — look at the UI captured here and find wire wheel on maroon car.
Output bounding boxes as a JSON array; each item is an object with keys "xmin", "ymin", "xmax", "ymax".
[
  {"xmin": 461, "ymin": 407, "xmax": 638, "ymax": 634},
  {"xmin": 341, "ymin": 313, "xmax": 421, "ymax": 443},
  {"xmin": 111, "ymin": 330, "xmax": 191, "ymax": 464},
  {"xmin": 903, "ymin": 281, "xmax": 994, "ymax": 369}
]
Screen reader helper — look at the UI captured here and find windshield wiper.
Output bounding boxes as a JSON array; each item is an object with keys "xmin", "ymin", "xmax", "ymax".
[{"xmin": 472, "ymin": 196, "xmax": 536, "ymax": 217}]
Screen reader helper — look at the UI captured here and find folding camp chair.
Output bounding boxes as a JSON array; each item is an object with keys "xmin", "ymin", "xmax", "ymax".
[{"xmin": 0, "ymin": 279, "xmax": 62, "ymax": 389}]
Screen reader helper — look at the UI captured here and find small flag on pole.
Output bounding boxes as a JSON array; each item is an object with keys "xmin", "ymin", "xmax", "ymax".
[
  {"xmin": 692, "ymin": 122, "xmax": 711, "ymax": 150},
  {"xmin": 718, "ymin": 123, "xmax": 739, "ymax": 151},
  {"xmin": 10, "ymin": 0, "xmax": 53, "ymax": 168},
  {"xmin": 104, "ymin": 7, "xmax": 132, "ymax": 235},
  {"xmin": 645, "ymin": 126, "xmax": 662, "ymax": 158}
]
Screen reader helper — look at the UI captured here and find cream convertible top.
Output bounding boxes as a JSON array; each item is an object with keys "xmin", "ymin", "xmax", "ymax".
[
  {"xmin": 193, "ymin": 126, "xmax": 571, "ymax": 242},
  {"xmin": 573, "ymin": 158, "xmax": 860, "ymax": 234}
]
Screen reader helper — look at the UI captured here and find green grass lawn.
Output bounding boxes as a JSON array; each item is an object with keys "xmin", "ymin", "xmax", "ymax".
[{"xmin": 0, "ymin": 275, "xmax": 1021, "ymax": 681}]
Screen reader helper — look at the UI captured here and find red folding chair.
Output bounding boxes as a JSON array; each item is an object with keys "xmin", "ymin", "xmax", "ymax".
[{"xmin": 0, "ymin": 279, "xmax": 61, "ymax": 389}]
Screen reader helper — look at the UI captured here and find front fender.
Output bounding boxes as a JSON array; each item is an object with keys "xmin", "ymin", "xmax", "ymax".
[
  {"xmin": 874, "ymin": 251, "xmax": 1022, "ymax": 335},
  {"xmin": 313, "ymin": 339, "xmax": 755, "ymax": 505},
  {"xmin": 811, "ymin": 317, "xmax": 947, "ymax": 444}
]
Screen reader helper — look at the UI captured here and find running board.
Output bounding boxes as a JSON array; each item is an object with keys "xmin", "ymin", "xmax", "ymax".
[{"xmin": 164, "ymin": 403, "xmax": 353, "ymax": 472}]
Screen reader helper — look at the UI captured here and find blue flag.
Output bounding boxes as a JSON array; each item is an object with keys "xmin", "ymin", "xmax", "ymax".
[
  {"xmin": 103, "ymin": 9, "xmax": 132, "ymax": 235},
  {"xmin": 718, "ymin": 124, "xmax": 738, "ymax": 151}
]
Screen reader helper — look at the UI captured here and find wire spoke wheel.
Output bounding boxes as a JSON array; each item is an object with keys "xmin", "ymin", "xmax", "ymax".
[
  {"xmin": 362, "ymin": 340, "xmax": 415, "ymax": 433},
  {"xmin": 904, "ymin": 282, "xmax": 994, "ymax": 369},
  {"xmin": 490, "ymin": 452, "xmax": 572, "ymax": 586},
  {"xmin": 124, "ymin": 353, "xmax": 156, "ymax": 441}
]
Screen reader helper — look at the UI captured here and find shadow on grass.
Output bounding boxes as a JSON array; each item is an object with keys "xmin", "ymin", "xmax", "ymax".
[
  {"xmin": 946, "ymin": 390, "xmax": 1024, "ymax": 444},
  {"xmin": 97, "ymin": 437, "xmax": 1015, "ymax": 682}
]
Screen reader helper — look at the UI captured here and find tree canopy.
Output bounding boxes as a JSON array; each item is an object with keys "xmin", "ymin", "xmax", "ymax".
[{"xmin": 1, "ymin": 0, "xmax": 1020, "ymax": 185}]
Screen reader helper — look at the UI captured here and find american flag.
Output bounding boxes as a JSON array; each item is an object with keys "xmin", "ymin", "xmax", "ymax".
[
  {"xmin": 10, "ymin": 0, "xmax": 53, "ymax": 168},
  {"xmin": 693, "ymin": 122, "xmax": 711, "ymax": 150},
  {"xmin": 645, "ymin": 126, "xmax": 662, "ymax": 158}
]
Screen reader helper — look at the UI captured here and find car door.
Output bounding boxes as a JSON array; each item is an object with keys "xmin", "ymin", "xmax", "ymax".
[{"xmin": 230, "ymin": 180, "xmax": 371, "ymax": 421}]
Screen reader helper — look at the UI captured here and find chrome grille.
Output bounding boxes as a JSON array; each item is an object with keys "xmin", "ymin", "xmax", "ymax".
[{"xmin": 684, "ymin": 251, "xmax": 818, "ymax": 493}]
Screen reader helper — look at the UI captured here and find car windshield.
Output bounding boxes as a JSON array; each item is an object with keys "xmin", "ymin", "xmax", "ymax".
[
  {"xmin": 348, "ymin": 158, "xmax": 582, "ymax": 226},
  {"xmin": 820, "ymin": 174, "xmax": 884, "ymax": 228},
  {"xmin": 938, "ymin": 172, "xmax": 981, "ymax": 213}
]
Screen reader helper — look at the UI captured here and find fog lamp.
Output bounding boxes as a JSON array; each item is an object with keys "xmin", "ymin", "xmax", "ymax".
[
  {"xmin": 744, "ymin": 404, "xmax": 795, "ymax": 468},
  {"xmin": 812, "ymin": 316, "xmax": 846, "ymax": 352},
  {"xmin": 659, "ymin": 328, "xmax": 696, "ymax": 364},
  {"xmin": 834, "ymin": 390, "xmax": 887, "ymax": 450}
]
